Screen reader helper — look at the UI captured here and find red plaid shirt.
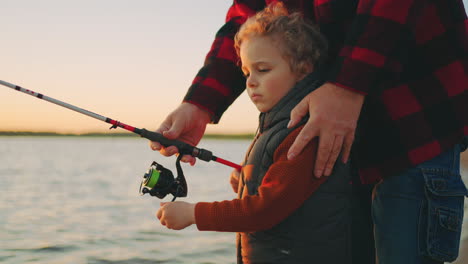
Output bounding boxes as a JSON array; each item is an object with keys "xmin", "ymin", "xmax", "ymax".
[{"xmin": 184, "ymin": 0, "xmax": 468, "ymax": 183}]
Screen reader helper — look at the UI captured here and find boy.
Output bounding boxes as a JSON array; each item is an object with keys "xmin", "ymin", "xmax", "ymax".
[{"xmin": 157, "ymin": 3, "xmax": 351, "ymax": 263}]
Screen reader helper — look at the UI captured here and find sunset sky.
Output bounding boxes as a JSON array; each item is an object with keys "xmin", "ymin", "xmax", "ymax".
[
  {"xmin": 0, "ymin": 1, "xmax": 257, "ymax": 134},
  {"xmin": 1, "ymin": 1, "xmax": 467, "ymax": 134}
]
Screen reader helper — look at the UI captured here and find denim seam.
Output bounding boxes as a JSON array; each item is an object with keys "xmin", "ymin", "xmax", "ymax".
[
  {"xmin": 436, "ymin": 207, "xmax": 462, "ymax": 232},
  {"xmin": 420, "ymin": 168, "xmax": 458, "ymax": 175},
  {"xmin": 417, "ymin": 198, "xmax": 425, "ymax": 256}
]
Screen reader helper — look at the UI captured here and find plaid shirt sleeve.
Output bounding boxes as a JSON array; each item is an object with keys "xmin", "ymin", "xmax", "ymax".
[
  {"xmin": 183, "ymin": 1, "xmax": 265, "ymax": 123},
  {"xmin": 323, "ymin": 0, "xmax": 416, "ymax": 95}
]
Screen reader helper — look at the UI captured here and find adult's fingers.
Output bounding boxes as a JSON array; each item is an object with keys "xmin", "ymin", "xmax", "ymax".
[
  {"xmin": 230, "ymin": 174, "xmax": 239, "ymax": 193},
  {"xmin": 288, "ymin": 96, "xmax": 310, "ymax": 129},
  {"xmin": 341, "ymin": 132, "xmax": 355, "ymax": 163},
  {"xmin": 150, "ymin": 141, "xmax": 162, "ymax": 151},
  {"xmin": 149, "ymin": 121, "xmax": 172, "ymax": 151},
  {"xmin": 152, "ymin": 144, "xmax": 195, "ymax": 163},
  {"xmin": 181, "ymin": 155, "xmax": 196, "ymax": 165},
  {"xmin": 149, "ymin": 113, "xmax": 185, "ymax": 154},
  {"xmin": 323, "ymin": 135, "xmax": 344, "ymax": 177},
  {"xmin": 149, "ymin": 134, "xmax": 169, "ymax": 152},
  {"xmin": 153, "ymin": 120, "xmax": 186, "ymax": 156},
  {"xmin": 156, "ymin": 209, "xmax": 163, "ymax": 220},
  {"xmin": 287, "ymin": 120, "xmax": 318, "ymax": 160},
  {"xmin": 314, "ymin": 132, "xmax": 335, "ymax": 178},
  {"xmin": 158, "ymin": 146, "xmax": 179, "ymax": 157},
  {"xmin": 149, "ymin": 135, "xmax": 174, "ymax": 153}
]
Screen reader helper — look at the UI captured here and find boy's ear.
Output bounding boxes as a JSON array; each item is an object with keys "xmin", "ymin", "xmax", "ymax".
[{"xmin": 297, "ymin": 63, "xmax": 314, "ymax": 81}]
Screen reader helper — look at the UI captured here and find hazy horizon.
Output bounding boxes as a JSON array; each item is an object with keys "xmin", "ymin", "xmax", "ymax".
[{"xmin": 0, "ymin": 130, "xmax": 254, "ymax": 137}]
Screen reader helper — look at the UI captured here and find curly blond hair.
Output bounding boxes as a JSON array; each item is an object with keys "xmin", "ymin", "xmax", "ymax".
[{"xmin": 234, "ymin": 2, "xmax": 327, "ymax": 75}]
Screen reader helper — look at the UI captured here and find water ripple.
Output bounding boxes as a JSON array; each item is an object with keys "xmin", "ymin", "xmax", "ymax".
[
  {"xmin": 0, "ymin": 255, "xmax": 14, "ymax": 262},
  {"xmin": 6, "ymin": 244, "xmax": 78, "ymax": 253}
]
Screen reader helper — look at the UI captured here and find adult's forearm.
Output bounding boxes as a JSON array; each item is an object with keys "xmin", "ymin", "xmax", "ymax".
[
  {"xmin": 183, "ymin": 1, "xmax": 263, "ymax": 123},
  {"xmin": 184, "ymin": 61, "xmax": 245, "ymax": 123}
]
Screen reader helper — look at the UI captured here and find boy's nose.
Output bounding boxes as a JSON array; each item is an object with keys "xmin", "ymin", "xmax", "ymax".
[{"xmin": 246, "ymin": 75, "xmax": 258, "ymax": 88}]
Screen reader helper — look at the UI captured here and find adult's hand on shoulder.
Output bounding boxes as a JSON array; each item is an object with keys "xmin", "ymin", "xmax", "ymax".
[
  {"xmin": 288, "ymin": 82, "xmax": 365, "ymax": 177},
  {"xmin": 149, "ymin": 102, "xmax": 211, "ymax": 164}
]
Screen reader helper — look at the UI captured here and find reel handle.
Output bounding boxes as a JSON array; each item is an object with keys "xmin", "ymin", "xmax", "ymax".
[{"xmin": 138, "ymin": 128, "xmax": 213, "ymax": 162}]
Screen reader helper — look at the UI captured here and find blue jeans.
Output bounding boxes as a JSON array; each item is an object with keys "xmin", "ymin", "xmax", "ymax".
[{"xmin": 372, "ymin": 137, "xmax": 468, "ymax": 264}]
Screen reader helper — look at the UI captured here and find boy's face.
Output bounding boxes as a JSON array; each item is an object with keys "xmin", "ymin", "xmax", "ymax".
[{"xmin": 240, "ymin": 36, "xmax": 301, "ymax": 113}]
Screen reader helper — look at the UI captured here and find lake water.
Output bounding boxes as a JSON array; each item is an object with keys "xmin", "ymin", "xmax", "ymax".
[{"xmin": 0, "ymin": 137, "xmax": 467, "ymax": 264}]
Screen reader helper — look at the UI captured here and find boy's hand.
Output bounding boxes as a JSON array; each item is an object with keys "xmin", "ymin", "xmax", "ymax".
[
  {"xmin": 156, "ymin": 201, "xmax": 196, "ymax": 230},
  {"xmin": 230, "ymin": 168, "xmax": 241, "ymax": 193}
]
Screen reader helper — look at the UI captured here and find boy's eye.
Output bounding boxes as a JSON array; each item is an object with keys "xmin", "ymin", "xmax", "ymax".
[{"xmin": 258, "ymin": 68, "xmax": 270, "ymax": 73}]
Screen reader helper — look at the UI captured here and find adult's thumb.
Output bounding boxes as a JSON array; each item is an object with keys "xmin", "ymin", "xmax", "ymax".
[{"xmin": 162, "ymin": 120, "xmax": 185, "ymax": 140}]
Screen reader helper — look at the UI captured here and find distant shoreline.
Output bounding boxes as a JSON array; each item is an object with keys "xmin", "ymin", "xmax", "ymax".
[{"xmin": 0, "ymin": 131, "xmax": 254, "ymax": 140}]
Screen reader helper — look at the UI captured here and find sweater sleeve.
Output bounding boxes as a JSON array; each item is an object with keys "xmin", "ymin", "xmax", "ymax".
[
  {"xmin": 183, "ymin": 1, "xmax": 265, "ymax": 123},
  {"xmin": 325, "ymin": 0, "xmax": 414, "ymax": 95},
  {"xmin": 194, "ymin": 126, "xmax": 328, "ymax": 232}
]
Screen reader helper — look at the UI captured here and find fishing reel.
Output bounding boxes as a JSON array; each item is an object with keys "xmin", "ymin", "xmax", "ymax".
[{"xmin": 139, "ymin": 155, "xmax": 187, "ymax": 201}]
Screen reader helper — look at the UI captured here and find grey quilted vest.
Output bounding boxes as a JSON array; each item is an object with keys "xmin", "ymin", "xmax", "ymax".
[{"xmin": 237, "ymin": 72, "xmax": 352, "ymax": 264}]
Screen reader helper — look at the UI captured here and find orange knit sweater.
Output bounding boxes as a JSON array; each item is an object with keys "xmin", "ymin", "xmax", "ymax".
[{"xmin": 195, "ymin": 126, "xmax": 328, "ymax": 232}]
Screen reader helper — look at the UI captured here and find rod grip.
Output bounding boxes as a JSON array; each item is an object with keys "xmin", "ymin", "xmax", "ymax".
[
  {"xmin": 139, "ymin": 128, "xmax": 213, "ymax": 162},
  {"xmin": 140, "ymin": 128, "xmax": 192, "ymax": 152}
]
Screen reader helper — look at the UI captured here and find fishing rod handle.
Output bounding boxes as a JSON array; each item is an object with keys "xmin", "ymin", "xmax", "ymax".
[{"xmin": 139, "ymin": 129, "xmax": 213, "ymax": 162}]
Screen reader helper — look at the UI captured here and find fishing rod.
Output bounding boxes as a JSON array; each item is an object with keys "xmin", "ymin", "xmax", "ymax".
[{"xmin": 0, "ymin": 79, "xmax": 242, "ymax": 200}]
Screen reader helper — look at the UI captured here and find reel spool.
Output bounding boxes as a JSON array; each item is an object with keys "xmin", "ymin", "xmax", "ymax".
[{"xmin": 139, "ymin": 155, "xmax": 187, "ymax": 201}]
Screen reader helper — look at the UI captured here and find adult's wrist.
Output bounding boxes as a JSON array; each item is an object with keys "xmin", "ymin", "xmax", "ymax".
[{"xmin": 182, "ymin": 101, "xmax": 214, "ymax": 124}]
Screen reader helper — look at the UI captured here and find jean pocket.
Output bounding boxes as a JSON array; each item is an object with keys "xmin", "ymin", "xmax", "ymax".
[{"xmin": 420, "ymin": 168, "xmax": 468, "ymax": 262}]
